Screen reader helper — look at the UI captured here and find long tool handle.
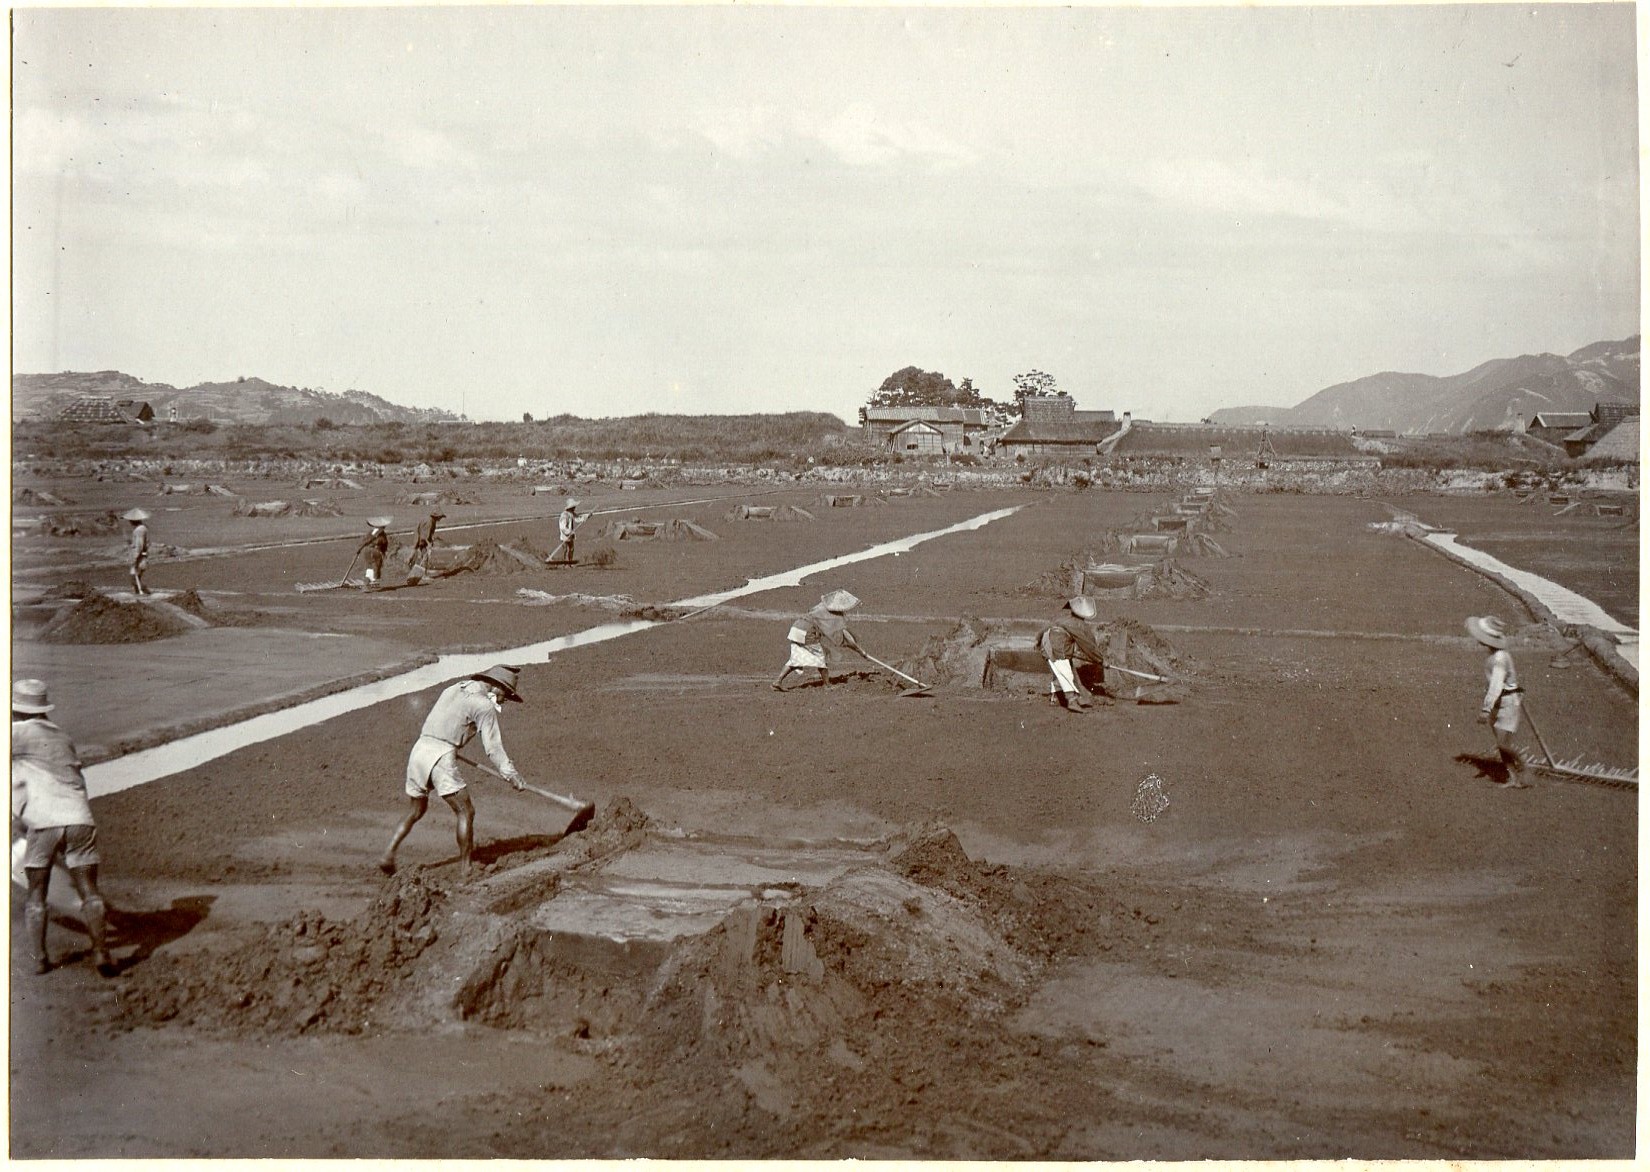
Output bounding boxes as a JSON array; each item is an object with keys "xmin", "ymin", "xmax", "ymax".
[
  {"xmin": 456, "ymin": 754, "xmax": 595, "ymax": 819},
  {"xmin": 1109, "ymin": 664, "xmax": 1173, "ymax": 683},
  {"xmin": 1514, "ymin": 697, "xmax": 1559, "ymax": 768},
  {"xmin": 858, "ymin": 650, "xmax": 930, "ymax": 689},
  {"xmin": 339, "ymin": 548, "xmax": 362, "ymax": 587}
]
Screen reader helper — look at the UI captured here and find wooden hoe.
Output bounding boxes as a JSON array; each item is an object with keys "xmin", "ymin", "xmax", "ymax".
[
  {"xmin": 856, "ymin": 649, "xmax": 935, "ymax": 698},
  {"xmin": 295, "ymin": 549, "xmax": 362, "ymax": 594},
  {"xmin": 457, "ymin": 754, "xmax": 599, "ymax": 833}
]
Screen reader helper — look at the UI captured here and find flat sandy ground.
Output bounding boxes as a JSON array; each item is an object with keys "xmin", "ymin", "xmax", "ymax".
[{"xmin": 8, "ymin": 478, "xmax": 1638, "ymax": 1159}]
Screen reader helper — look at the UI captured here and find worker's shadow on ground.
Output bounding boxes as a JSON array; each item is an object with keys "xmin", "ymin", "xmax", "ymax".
[
  {"xmin": 102, "ymin": 896, "xmax": 216, "ymax": 973},
  {"xmin": 1454, "ymin": 751, "xmax": 1515, "ymax": 786}
]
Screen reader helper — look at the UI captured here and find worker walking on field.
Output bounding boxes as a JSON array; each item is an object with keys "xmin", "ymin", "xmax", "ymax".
[
  {"xmin": 1041, "ymin": 596, "xmax": 1107, "ymax": 711},
  {"xmin": 11, "ymin": 679, "xmax": 116, "ymax": 976},
  {"xmin": 1466, "ymin": 615, "xmax": 1531, "ymax": 789},
  {"xmin": 773, "ymin": 589, "xmax": 864, "ymax": 691},
  {"xmin": 548, "ymin": 499, "xmax": 584, "ymax": 565},
  {"xmin": 124, "ymin": 508, "xmax": 151, "ymax": 596},
  {"xmin": 357, "ymin": 517, "xmax": 392, "ymax": 587},
  {"xmin": 380, "ymin": 665, "xmax": 529, "ymax": 879},
  {"xmin": 411, "ymin": 510, "xmax": 445, "ymax": 571}
]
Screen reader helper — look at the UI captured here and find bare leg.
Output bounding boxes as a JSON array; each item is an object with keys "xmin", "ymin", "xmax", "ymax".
[
  {"xmin": 23, "ymin": 866, "xmax": 51, "ymax": 973},
  {"xmin": 772, "ymin": 666, "xmax": 799, "ymax": 690},
  {"xmin": 1494, "ymin": 728, "xmax": 1530, "ymax": 788},
  {"xmin": 441, "ymin": 790, "xmax": 477, "ymax": 879},
  {"xmin": 68, "ymin": 865, "xmax": 115, "ymax": 975},
  {"xmin": 379, "ymin": 795, "xmax": 429, "ymax": 873}
]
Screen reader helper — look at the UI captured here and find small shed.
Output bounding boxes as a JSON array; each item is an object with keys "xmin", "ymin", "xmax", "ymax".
[{"xmin": 889, "ymin": 420, "xmax": 945, "ymax": 455}]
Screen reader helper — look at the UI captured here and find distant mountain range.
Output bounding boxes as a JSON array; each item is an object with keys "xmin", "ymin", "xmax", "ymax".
[
  {"xmin": 1208, "ymin": 336, "xmax": 1639, "ymax": 434},
  {"xmin": 11, "ymin": 371, "xmax": 459, "ymax": 425}
]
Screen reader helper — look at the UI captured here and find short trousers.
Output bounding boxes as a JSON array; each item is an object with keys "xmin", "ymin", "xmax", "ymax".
[
  {"xmin": 1491, "ymin": 693, "xmax": 1521, "ymax": 734},
  {"xmin": 23, "ymin": 824, "xmax": 99, "ymax": 871},
  {"xmin": 406, "ymin": 736, "xmax": 467, "ymax": 799},
  {"xmin": 786, "ymin": 637, "xmax": 827, "ymax": 670},
  {"xmin": 1047, "ymin": 658, "xmax": 1079, "ymax": 693}
]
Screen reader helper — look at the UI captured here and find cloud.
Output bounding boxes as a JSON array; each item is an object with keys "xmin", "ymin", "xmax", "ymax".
[{"xmin": 816, "ymin": 103, "xmax": 976, "ymax": 169}]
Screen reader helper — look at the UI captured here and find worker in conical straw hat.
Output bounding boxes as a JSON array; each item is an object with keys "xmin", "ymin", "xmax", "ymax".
[
  {"xmin": 1040, "ymin": 595, "xmax": 1108, "ymax": 711},
  {"xmin": 380, "ymin": 664, "xmax": 529, "ymax": 879},
  {"xmin": 122, "ymin": 508, "xmax": 152, "ymax": 596},
  {"xmin": 1466, "ymin": 615, "xmax": 1530, "ymax": 789},
  {"xmin": 773, "ymin": 589, "xmax": 864, "ymax": 691},
  {"xmin": 548, "ymin": 499, "xmax": 585, "ymax": 565},
  {"xmin": 357, "ymin": 517, "xmax": 392, "ymax": 587},
  {"xmin": 11, "ymin": 679, "xmax": 116, "ymax": 976}
]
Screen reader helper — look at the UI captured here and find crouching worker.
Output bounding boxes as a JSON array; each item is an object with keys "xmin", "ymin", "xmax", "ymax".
[
  {"xmin": 11, "ymin": 679, "xmax": 116, "ymax": 976},
  {"xmin": 773, "ymin": 589, "xmax": 863, "ymax": 691},
  {"xmin": 380, "ymin": 665, "xmax": 528, "ymax": 879},
  {"xmin": 1042, "ymin": 596, "xmax": 1107, "ymax": 711},
  {"xmin": 1466, "ymin": 615, "xmax": 1530, "ymax": 789}
]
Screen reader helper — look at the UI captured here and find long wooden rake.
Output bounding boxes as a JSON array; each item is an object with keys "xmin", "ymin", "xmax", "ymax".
[{"xmin": 1521, "ymin": 699, "xmax": 1637, "ymax": 789}]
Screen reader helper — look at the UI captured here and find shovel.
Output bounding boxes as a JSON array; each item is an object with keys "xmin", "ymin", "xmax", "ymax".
[
  {"xmin": 856, "ymin": 649, "xmax": 935, "ymax": 698},
  {"xmin": 457, "ymin": 755, "xmax": 598, "ymax": 833}
]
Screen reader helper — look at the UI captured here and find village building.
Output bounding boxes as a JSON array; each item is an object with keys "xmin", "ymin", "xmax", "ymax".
[
  {"xmin": 995, "ymin": 395, "xmax": 1120, "ymax": 458},
  {"xmin": 860, "ymin": 406, "xmax": 989, "ymax": 455},
  {"xmin": 1561, "ymin": 401, "xmax": 1638, "ymax": 459},
  {"xmin": 56, "ymin": 396, "xmax": 154, "ymax": 424},
  {"xmin": 1524, "ymin": 410, "xmax": 1594, "ymax": 446}
]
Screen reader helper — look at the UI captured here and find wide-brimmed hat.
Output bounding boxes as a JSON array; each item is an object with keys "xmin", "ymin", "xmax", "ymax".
[
  {"xmin": 429, "ymin": 511, "xmax": 446, "ymax": 520},
  {"xmin": 820, "ymin": 589, "xmax": 860, "ymax": 614},
  {"xmin": 367, "ymin": 516, "xmax": 392, "ymax": 529},
  {"xmin": 1065, "ymin": 595, "xmax": 1098, "ymax": 620},
  {"xmin": 564, "ymin": 499, "xmax": 580, "ymax": 511},
  {"xmin": 122, "ymin": 508, "xmax": 151, "ymax": 522},
  {"xmin": 11, "ymin": 679, "xmax": 54, "ymax": 714},
  {"xmin": 1465, "ymin": 615, "xmax": 1509, "ymax": 649},
  {"xmin": 468, "ymin": 664, "xmax": 524, "ymax": 702}
]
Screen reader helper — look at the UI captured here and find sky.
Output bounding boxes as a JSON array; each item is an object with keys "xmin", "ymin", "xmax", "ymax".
[{"xmin": 10, "ymin": 3, "xmax": 1641, "ymax": 424}]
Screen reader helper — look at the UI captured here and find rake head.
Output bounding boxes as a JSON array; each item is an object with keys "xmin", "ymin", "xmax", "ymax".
[{"xmin": 1533, "ymin": 757, "xmax": 1639, "ymax": 789}]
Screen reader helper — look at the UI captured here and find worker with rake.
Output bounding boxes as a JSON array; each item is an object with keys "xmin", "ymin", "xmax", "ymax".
[
  {"xmin": 357, "ymin": 517, "xmax": 392, "ymax": 587},
  {"xmin": 773, "ymin": 589, "xmax": 864, "ymax": 691},
  {"xmin": 548, "ymin": 499, "xmax": 585, "ymax": 565},
  {"xmin": 1466, "ymin": 615, "xmax": 1530, "ymax": 789},
  {"xmin": 11, "ymin": 679, "xmax": 116, "ymax": 976},
  {"xmin": 1042, "ymin": 596, "xmax": 1107, "ymax": 711},
  {"xmin": 379, "ymin": 665, "xmax": 529, "ymax": 879},
  {"xmin": 124, "ymin": 507, "xmax": 151, "ymax": 596}
]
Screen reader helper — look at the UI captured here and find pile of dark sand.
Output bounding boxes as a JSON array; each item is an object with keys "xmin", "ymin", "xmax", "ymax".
[
  {"xmin": 39, "ymin": 593, "xmax": 192, "ymax": 644},
  {"xmin": 44, "ymin": 511, "xmax": 126, "ymax": 537}
]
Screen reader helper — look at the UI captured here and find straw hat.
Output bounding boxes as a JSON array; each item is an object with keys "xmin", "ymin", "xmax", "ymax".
[
  {"xmin": 1065, "ymin": 595, "xmax": 1098, "ymax": 620},
  {"xmin": 468, "ymin": 664, "xmax": 524, "ymax": 702},
  {"xmin": 820, "ymin": 589, "xmax": 860, "ymax": 614},
  {"xmin": 1465, "ymin": 615, "xmax": 1509, "ymax": 649},
  {"xmin": 11, "ymin": 679, "xmax": 54, "ymax": 714},
  {"xmin": 564, "ymin": 499, "xmax": 580, "ymax": 512},
  {"xmin": 122, "ymin": 508, "xmax": 151, "ymax": 522},
  {"xmin": 429, "ymin": 511, "xmax": 446, "ymax": 520},
  {"xmin": 367, "ymin": 516, "xmax": 392, "ymax": 529}
]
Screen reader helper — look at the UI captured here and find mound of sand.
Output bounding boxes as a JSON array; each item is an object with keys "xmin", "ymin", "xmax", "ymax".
[
  {"xmin": 432, "ymin": 538, "xmax": 558, "ymax": 577},
  {"xmin": 110, "ymin": 809, "xmax": 1140, "ymax": 1088},
  {"xmin": 1024, "ymin": 558, "xmax": 1211, "ymax": 601},
  {"xmin": 233, "ymin": 499, "xmax": 292, "ymax": 518},
  {"xmin": 14, "ymin": 487, "xmax": 71, "ymax": 506},
  {"xmin": 39, "ymin": 593, "xmax": 193, "ymax": 644},
  {"xmin": 602, "ymin": 519, "xmax": 719, "ymax": 542},
  {"xmin": 291, "ymin": 499, "xmax": 343, "ymax": 518},
  {"xmin": 44, "ymin": 511, "xmax": 126, "ymax": 537},
  {"xmin": 725, "ymin": 505, "xmax": 816, "ymax": 522},
  {"xmin": 39, "ymin": 579, "xmax": 97, "ymax": 600},
  {"xmin": 402, "ymin": 491, "xmax": 478, "ymax": 507}
]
